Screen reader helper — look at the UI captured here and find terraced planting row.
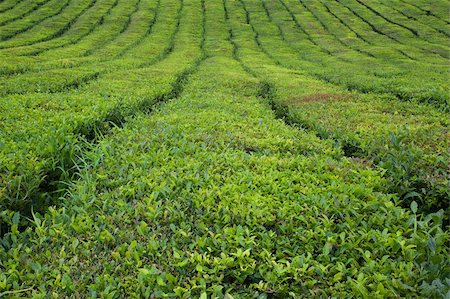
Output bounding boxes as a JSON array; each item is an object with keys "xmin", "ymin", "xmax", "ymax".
[
  {"xmin": 0, "ymin": 0, "xmax": 448, "ymax": 109},
  {"xmin": 0, "ymin": 0, "xmax": 448, "ymax": 297}
]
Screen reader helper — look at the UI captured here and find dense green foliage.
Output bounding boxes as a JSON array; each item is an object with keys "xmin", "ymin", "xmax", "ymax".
[{"xmin": 0, "ymin": 0, "xmax": 449, "ymax": 297}]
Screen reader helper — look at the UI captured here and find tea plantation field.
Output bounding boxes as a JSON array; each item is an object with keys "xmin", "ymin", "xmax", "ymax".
[{"xmin": 0, "ymin": 0, "xmax": 449, "ymax": 297}]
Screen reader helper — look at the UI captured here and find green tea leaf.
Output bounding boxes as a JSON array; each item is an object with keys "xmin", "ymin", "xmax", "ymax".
[
  {"xmin": 410, "ymin": 201, "xmax": 418, "ymax": 214},
  {"xmin": 427, "ymin": 238, "xmax": 436, "ymax": 253}
]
